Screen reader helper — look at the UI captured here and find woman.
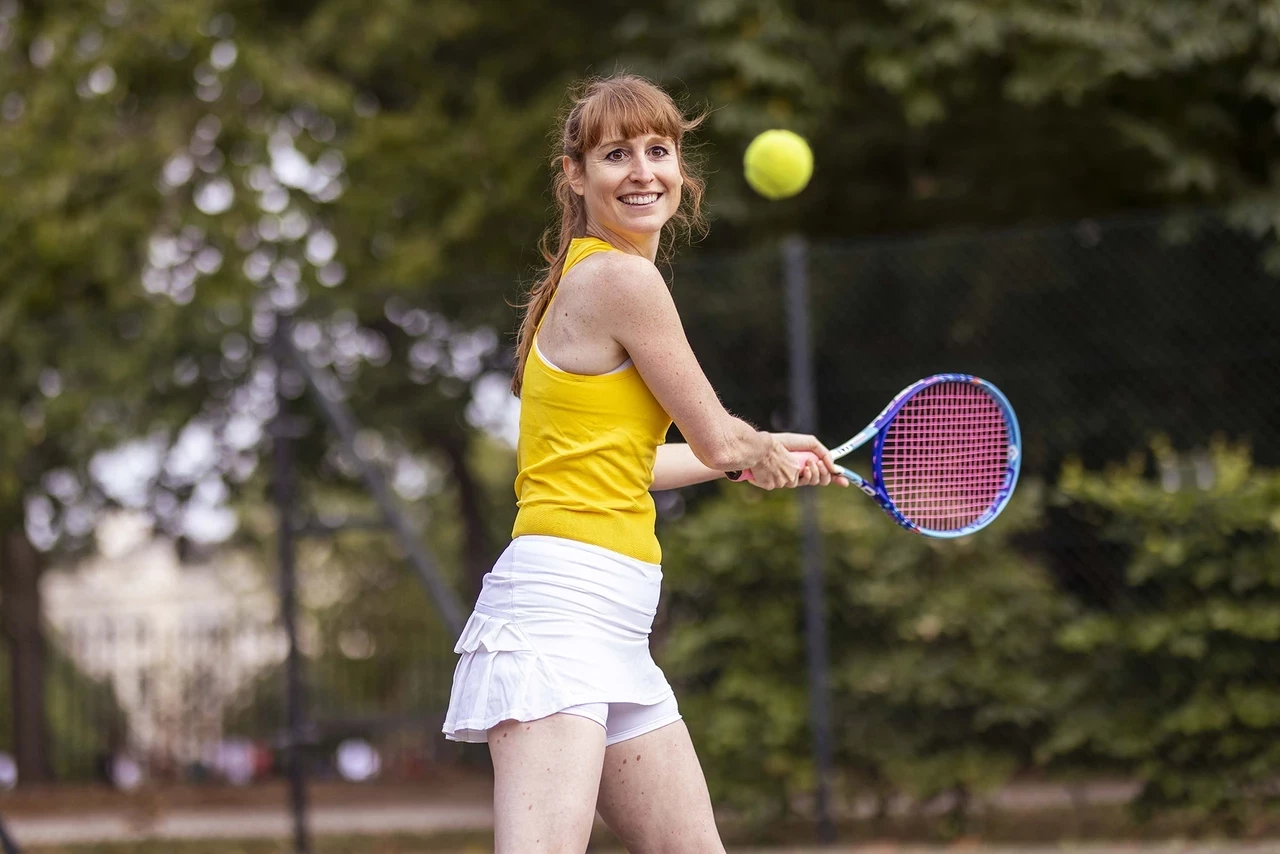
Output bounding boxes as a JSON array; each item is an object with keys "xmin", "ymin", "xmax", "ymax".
[{"xmin": 443, "ymin": 74, "xmax": 845, "ymax": 853}]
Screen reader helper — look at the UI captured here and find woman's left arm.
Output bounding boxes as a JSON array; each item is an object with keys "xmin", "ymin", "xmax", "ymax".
[
  {"xmin": 651, "ymin": 442, "xmax": 840, "ymax": 492},
  {"xmin": 651, "ymin": 443, "xmax": 733, "ymax": 491}
]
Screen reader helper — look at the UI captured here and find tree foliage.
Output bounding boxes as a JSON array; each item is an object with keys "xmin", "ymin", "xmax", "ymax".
[
  {"xmin": 3, "ymin": 0, "xmax": 1279, "ymax": 801},
  {"xmin": 6, "ymin": 0, "xmax": 1277, "ymax": 567},
  {"xmin": 659, "ymin": 482, "xmax": 1064, "ymax": 822},
  {"xmin": 1047, "ymin": 439, "xmax": 1280, "ymax": 823},
  {"xmin": 660, "ymin": 441, "xmax": 1280, "ymax": 826}
]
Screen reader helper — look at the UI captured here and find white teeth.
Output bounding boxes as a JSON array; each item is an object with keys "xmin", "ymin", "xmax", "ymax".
[{"xmin": 621, "ymin": 193, "xmax": 659, "ymax": 205}]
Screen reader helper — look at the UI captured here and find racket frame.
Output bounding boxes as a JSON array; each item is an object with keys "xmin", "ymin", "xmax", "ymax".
[{"xmin": 827, "ymin": 373, "xmax": 1021, "ymax": 538}]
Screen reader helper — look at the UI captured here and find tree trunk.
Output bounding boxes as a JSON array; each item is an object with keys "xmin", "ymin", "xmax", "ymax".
[{"xmin": 0, "ymin": 527, "xmax": 51, "ymax": 784}]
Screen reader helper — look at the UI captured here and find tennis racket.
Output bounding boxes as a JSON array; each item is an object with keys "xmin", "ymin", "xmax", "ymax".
[{"xmin": 729, "ymin": 373, "xmax": 1021, "ymax": 538}]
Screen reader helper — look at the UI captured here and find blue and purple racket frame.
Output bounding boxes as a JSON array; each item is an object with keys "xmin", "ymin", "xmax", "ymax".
[{"xmin": 824, "ymin": 371, "xmax": 1024, "ymax": 537}]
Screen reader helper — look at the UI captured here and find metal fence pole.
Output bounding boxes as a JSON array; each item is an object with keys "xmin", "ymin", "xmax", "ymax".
[
  {"xmin": 0, "ymin": 814, "xmax": 21, "ymax": 854},
  {"xmin": 783, "ymin": 235, "xmax": 837, "ymax": 843},
  {"xmin": 283, "ymin": 333, "xmax": 466, "ymax": 639},
  {"xmin": 272, "ymin": 313, "xmax": 311, "ymax": 854}
]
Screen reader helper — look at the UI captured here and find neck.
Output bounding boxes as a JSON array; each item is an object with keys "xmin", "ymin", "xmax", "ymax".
[{"xmin": 584, "ymin": 221, "xmax": 660, "ymax": 263}]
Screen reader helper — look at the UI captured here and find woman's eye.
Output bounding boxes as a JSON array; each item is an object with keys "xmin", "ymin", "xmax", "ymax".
[
  {"xmin": 650, "ymin": 146, "xmax": 670, "ymax": 158},
  {"xmin": 606, "ymin": 149, "xmax": 626, "ymax": 162}
]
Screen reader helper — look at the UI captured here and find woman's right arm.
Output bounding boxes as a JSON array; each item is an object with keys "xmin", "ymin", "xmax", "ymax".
[{"xmin": 587, "ymin": 253, "xmax": 835, "ymax": 489}]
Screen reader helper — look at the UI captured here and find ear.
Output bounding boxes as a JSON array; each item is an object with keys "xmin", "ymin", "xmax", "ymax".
[{"xmin": 562, "ymin": 155, "xmax": 585, "ymax": 197}]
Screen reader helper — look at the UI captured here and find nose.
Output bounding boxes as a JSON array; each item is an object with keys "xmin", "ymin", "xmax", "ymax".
[{"xmin": 629, "ymin": 154, "xmax": 654, "ymax": 184}]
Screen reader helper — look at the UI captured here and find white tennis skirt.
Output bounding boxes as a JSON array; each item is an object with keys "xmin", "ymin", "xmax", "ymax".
[{"xmin": 442, "ymin": 534, "xmax": 674, "ymax": 743}]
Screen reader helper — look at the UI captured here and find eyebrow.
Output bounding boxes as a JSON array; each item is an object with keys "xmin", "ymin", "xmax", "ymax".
[{"xmin": 597, "ymin": 135, "xmax": 674, "ymax": 150}]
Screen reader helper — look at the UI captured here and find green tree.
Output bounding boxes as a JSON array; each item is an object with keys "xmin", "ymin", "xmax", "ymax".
[
  {"xmin": 0, "ymin": 0, "xmax": 357, "ymax": 780},
  {"xmin": 0, "ymin": 0, "xmax": 206, "ymax": 779},
  {"xmin": 629, "ymin": 0, "xmax": 1280, "ymax": 244},
  {"xmin": 7, "ymin": 0, "xmax": 1280, "ymax": 797}
]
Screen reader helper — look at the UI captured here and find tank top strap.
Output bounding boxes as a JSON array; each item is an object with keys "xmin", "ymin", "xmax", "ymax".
[
  {"xmin": 564, "ymin": 236, "xmax": 617, "ymax": 274},
  {"xmin": 535, "ymin": 236, "xmax": 617, "ymax": 334}
]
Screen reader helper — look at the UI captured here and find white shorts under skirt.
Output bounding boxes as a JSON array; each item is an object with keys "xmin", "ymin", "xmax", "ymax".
[{"xmin": 442, "ymin": 535, "xmax": 678, "ymax": 745}]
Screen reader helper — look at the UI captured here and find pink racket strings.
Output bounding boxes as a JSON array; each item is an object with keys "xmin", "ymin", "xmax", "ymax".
[{"xmin": 879, "ymin": 381, "xmax": 1010, "ymax": 531}]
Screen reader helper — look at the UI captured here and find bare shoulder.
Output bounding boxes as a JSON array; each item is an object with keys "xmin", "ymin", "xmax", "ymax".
[
  {"xmin": 568, "ymin": 251, "xmax": 670, "ymax": 313},
  {"xmin": 564, "ymin": 249, "xmax": 664, "ymax": 288},
  {"xmin": 550, "ymin": 251, "xmax": 673, "ymax": 341}
]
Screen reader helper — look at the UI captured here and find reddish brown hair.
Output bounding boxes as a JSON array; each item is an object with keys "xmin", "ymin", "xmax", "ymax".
[{"xmin": 510, "ymin": 74, "xmax": 709, "ymax": 396}]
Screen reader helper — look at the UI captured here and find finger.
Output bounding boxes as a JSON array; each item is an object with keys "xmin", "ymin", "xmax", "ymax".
[
  {"xmin": 789, "ymin": 437, "xmax": 839, "ymax": 473},
  {"xmin": 794, "ymin": 450, "xmax": 813, "ymax": 486},
  {"xmin": 800, "ymin": 436, "xmax": 826, "ymax": 455},
  {"xmin": 800, "ymin": 453, "xmax": 838, "ymax": 478},
  {"xmin": 785, "ymin": 435, "xmax": 837, "ymax": 472},
  {"xmin": 777, "ymin": 433, "xmax": 824, "ymax": 453},
  {"xmin": 792, "ymin": 454, "xmax": 809, "ymax": 476},
  {"xmin": 811, "ymin": 444, "xmax": 839, "ymax": 473}
]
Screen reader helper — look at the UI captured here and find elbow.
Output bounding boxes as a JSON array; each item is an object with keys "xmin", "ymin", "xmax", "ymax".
[
  {"xmin": 698, "ymin": 452, "xmax": 734, "ymax": 474},
  {"xmin": 693, "ymin": 435, "xmax": 745, "ymax": 473}
]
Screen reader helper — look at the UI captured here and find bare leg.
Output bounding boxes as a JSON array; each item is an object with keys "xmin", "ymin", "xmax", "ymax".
[
  {"xmin": 488, "ymin": 713, "xmax": 607, "ymax": 854},
  {"xmin": 595, "ymin": 720, "xmax": 726, "ymax": 854}
]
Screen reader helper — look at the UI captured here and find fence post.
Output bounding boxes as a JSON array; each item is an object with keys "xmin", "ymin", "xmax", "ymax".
[
  {"xmin": 272, "ymin": 313, "xmax": 311, "ymax": 854},
  {"xmin": 783, "ymin": 236, "xmax": 837, "ymax": 843},
  {"xmin": 0, "ymin": 814, "xmax": 19, "ymax": 854},
  {"xmin": 285, "ymin": 329, "xmax": 466, "ymax": 639}
]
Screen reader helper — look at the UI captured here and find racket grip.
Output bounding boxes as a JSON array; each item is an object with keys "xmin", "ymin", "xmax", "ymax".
[{"xmin": 726, "ymin": 451, "xmax": 821, "ymax": 483}]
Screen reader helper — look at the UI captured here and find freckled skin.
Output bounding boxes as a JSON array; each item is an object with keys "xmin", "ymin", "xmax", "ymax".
[
  {"xmin": 485, "ymin": 131, "xmax": 741, "ymax": 848},
  {"xmin": 491, "ymin": 713, "xmax": 724, "ymax": 853},
  {"xmin": 540, "ymin": 130, "xmax": 682, "ymax": 379},
  {"xmin": 483, "ymin": 122, "xmax": 821, "ymax": 850},
  {"xmin": 487, "ymin": 94, "xmax": 814, "ymax": 854},
  {"xmin": 595, "ymin": 721, "xmax": 723, "ymax": 852},
  {"xmin": 542, "ymin": 136, "xmax": 836, "ymax": 492}
]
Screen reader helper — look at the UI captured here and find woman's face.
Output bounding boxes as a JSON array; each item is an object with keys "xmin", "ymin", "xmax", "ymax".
[{"xmin": 566, "ymin": 131, "xmax": 683, "ymax": 244}]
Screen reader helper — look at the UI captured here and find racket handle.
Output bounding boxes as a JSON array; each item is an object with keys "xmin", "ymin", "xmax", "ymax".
[{"xmin": 726, "ymin": 450, "xmax": 821, "ymax": 483}]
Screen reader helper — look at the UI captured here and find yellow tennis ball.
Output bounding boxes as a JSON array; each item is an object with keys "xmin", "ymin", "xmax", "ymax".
[{"xmin": 743, "ymin": 129, "xmax": 813, "ymax": 200}]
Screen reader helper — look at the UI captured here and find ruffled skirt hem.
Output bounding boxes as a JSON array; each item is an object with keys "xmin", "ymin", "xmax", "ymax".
[
  {"xmin": 441, "ymin": 610, "xmax": 674, "ymax": 743},
  {"xmin": 441, "ymin": 611, "xmax": 568, "ymax": 740},
  {"xmin": 441, "ymin": 536, "xmax": 673, "ymax": 744}
]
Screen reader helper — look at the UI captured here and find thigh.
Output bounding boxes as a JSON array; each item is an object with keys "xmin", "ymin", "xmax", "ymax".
[
  {"xmin": 489, "ymin": 712, "xmax": 607, "ymax": 854},
  {"xmin": 595, "ymin": 718, "xmax": 726, "ymax": 854}
]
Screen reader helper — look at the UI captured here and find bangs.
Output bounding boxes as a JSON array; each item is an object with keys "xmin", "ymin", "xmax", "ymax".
[{"xmin": 574, "ymin": 78, "xmax": 688, "ymax": 152}]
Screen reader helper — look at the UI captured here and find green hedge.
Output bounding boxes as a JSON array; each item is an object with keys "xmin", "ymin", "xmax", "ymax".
[
  {"xmin": 1045, "ymin": 439, "xmax": 1280, "ymax": 824},
  {"xmin": 658, "ymin": 440, "xmax": 1280, "ymax": 827}
]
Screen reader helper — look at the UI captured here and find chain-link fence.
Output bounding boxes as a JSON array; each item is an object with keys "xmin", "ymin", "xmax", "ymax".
[
  {"xmin": 7, "ymin": 614, "xmax": 456, "ymax": 787},
  {"xmin": 4, "ymin": 211, "xmax": 1279, "ymax": 835},
  {"xmin": 660, "ymin": 210, "xmax": 1280, "ymax": 828},
  {"xmin": 677, "ymin": 212, "xmax": 1279, "ymax": 471}
]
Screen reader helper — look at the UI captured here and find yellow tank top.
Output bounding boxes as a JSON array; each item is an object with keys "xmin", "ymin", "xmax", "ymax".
[{"xmin": 511, "ymin": 237, "xmax": 672, "ymax": 563}]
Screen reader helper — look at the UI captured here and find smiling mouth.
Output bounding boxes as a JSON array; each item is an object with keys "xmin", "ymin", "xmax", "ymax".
[{"xmin": 619, "ymin": 192, "xmax": 662, "ymax": 207}]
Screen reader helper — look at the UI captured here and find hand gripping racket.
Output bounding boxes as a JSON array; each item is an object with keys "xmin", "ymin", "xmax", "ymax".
[{"xmin": 729, "ymin": 374, "xmax": 1021, "ymax": 538}]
